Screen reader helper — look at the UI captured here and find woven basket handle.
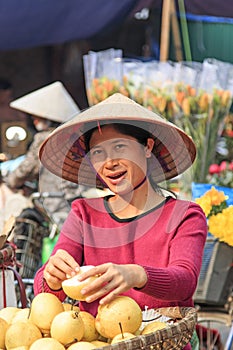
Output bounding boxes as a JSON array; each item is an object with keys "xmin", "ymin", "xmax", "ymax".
[{"xmin": 7, "ymin": 266, "xmax": 27, "ymax": 308}]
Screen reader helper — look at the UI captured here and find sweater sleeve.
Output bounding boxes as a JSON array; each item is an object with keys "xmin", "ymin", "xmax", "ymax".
[
  {"xmin": 33, "ymin": 225, "xmax": 84, "ymax": 299},
  {"xmin": 137, "ymin": 203, "xmax": 208, "ymax": 302}
]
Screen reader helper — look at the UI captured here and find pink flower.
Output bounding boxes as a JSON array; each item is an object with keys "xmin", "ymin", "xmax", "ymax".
[
  {"xmin": 229, "ymin": 162, "xmax": 233, "ymax": 171},
  {"xmin": 209, "ymin": 163, "xmax": 220, "ymax": 174},
  {"xmin": 219, "ymin": 161, "xmax": 227, "ymax": 172}
]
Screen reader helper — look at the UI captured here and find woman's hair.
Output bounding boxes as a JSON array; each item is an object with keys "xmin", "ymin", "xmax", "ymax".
[{"xmin": 83, "ymin": 120, "xmax": 154, "ymax": 153}]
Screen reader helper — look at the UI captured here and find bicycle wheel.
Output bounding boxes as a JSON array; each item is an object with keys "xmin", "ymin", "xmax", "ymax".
[{"xmin": 197, "ymin": 310, "xmax": 233, "ymax": 350}]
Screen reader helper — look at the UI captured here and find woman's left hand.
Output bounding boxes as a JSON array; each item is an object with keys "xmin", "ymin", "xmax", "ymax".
[{"xmin": 78, "ymin": 263, "xmax": 147, "ymax": 305}]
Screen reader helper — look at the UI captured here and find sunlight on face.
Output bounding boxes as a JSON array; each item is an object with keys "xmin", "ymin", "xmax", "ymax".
[{"xmin": 89, "ymin": 125, "xmax": 148, "ymax": 194}]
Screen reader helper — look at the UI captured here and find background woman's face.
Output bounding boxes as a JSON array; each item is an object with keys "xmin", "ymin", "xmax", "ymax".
[{"xmin": 89, "ymin": 125, "xmax": 149, "ymax": 194}]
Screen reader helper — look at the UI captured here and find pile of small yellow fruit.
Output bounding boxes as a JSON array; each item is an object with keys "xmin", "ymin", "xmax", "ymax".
[{"xmin": 0, "ymin": 294, "xmax": 168, "ymax": 350}]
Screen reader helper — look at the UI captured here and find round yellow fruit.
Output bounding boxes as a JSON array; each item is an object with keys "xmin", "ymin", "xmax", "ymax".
[
  {"xmin": 111, "ymin": 332, "xmax": 136, "ymax": 344},
  {"xmin": 79, "ymin": 311, "xmax": 99, "ymax": 342},
  {"xmin": 0, "ymin": 307, "xmax": 19, "ymax": 324},
  {"xmin": 141, "ymin": 321, "xmax": 167, "ymax": 335},
  {"xmin": 50, "ymin": 310, "xmax": 84, "ymax": 345},
  {"xmin": 29, "ymin": 293, "xmax": 64, "ymax": 334},
  {"xmin": 91, "ymin": 340, "xmax": 109, "ymax": 347},
  {"xmin": 5, "ymin": 320, "xmax": 42, "ymax": 349},
  {"xmin": 95, "ymin": 296, "xmax": 142, "ymax": 339},
  {"xmin": 0, "ymin": 317, "xmax": 8, "ymax": 348},
  {"xmin": 12, "ymin": 308, "xmax": 30, "ymax": 323},
  {"xmin": 62, "ymin": 265, "xmax": 98, "ymax": 301},
  {"xmin": 29, "ymin": 337, "xmax": 65, "ymax": 350},
  {"xmin": 62, "ymin": 303, "xmax": 80, "ymax": 312},
  {"xmin": 67, "ymin": 342, "xmax": 97, "ymax": 350}
]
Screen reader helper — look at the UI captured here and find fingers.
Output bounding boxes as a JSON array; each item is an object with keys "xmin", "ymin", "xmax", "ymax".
[
  {"xmin": 43, "ymin": 249, "xmax": 80, "ymax": 290},
  {"xmin": 85, "ymin": 278, "xmax": 127, "ymax": 305},
  {"xmin": 79, "ymin": 263, "xmax": 129, "ymax": 303}
]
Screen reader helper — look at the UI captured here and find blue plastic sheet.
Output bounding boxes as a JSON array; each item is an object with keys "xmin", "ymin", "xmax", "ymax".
[{"xmin": 0, "ymin": 155, "xmax": 25, "ymax": 176}]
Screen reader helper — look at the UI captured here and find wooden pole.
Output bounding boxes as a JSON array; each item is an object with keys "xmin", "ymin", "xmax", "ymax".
[
  {"xmin": 170, "ymin": 0, "xmax": 183, "ymax": 61},
  {"xmin": 160, "ymin": 0, "xmax": 171, "ymax": 61},
  {"xmin": 178, "ymin": 0, "xmax": 192, "ymax": 61}
]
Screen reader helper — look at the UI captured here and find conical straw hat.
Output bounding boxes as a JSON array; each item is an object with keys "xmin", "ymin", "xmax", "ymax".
[
  {"xmin": 39, "ymin": 93, "xmax": 196, "ymax": 188},
  {"xmin": 10, "ymin": 81, "xmax": 80, "ymax": 123}
]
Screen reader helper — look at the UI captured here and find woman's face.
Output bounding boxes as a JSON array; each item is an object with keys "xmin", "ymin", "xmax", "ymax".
[{"xmin": 89, "ymin": 125, "xmax": 154, "ymax": 194}]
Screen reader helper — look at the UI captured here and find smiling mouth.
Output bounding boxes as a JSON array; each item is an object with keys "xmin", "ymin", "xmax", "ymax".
[{"xmin": 107, "ymin": 171, "xmax": 127, "ymax": 180}]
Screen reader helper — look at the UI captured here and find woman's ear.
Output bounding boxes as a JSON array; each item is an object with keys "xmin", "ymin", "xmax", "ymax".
[{"xmin": 145, "ymin": 138, "xmax": 154, "ymax": 158}]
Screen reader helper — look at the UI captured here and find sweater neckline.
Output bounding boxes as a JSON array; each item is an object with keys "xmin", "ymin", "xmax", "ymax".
[{"xmin": 103, "ymin": 195, "xmax": 172, "ymax": 222}]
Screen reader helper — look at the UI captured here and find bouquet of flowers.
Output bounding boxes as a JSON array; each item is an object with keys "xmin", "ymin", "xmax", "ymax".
[
  {"xmin": 195, "ymin": 186, "xmax": 233, "ymax": 246},
  {"xmin": 174, "ymin": 86, "xmax": 232, "ymax": 183}
]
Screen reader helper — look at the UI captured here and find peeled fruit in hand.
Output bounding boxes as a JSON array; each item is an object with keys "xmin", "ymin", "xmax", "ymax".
[
  {"xmin": 29, "ymin": 293, "xmax": 64, "ymax": 334},
  {"xmin": 50, "ymin": 310, "xmax": 84, "ymax": 345},
  {"xmin": 62, "ymin": 265, "xmax": 98, "ymax": 301},
  {"xmin": 0, "ymin": 317, "xmax": 8, "ymax": 348},
  {"xmin": 111, "ymin": 332, "xmax": 136, "ymax": 344},
  {"xmin": 5, "ymin": 320, "xmax": 42, "ymax": 349},
  {"xmin": 79, "ymin": 311, "xmax": 99, "ymax": 342},
  {"xmin": 141, "ymin": 320, "xmax": 167, "ymax": 335},
  {"xmin": 67, "ymin": 342, "xmax": 97, "ymax": 349},
  {"xmin": 29, "ymin": 337, "xmax": 65, "ymax": 350},
  {"xmin": 95, "ymin": 295, "xmax": 142, "ymax": 339}
]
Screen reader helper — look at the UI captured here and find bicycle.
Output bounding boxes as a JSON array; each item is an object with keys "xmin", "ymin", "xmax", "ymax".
[
  {"xmin": 192, "ymin": 232, "xmax": 233, "ymax": 350},
  {"xmin": 0, "ymin": 240, "xmax": 28, "ymax": 309},
  {"xmin": 196, "ymin": 292, "xmax": 233, "ymax": 350},
  {"xmin": 11, "ymin": 191, "xmax": 68, "ymax": 305}
]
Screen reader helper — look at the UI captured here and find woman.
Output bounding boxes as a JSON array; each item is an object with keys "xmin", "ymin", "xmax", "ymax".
[
  {"xmin": 34, "ymin": 93, "xmax": 207, "ymax": 347},
  {"xmin": 4, "ymin": 81, "xmax": 85, "ymax": 228}
]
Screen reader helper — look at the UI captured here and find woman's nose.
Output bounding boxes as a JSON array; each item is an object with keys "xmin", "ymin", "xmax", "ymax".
[{"xmin": 104, "ymin": 156, "xmax": 119, "ymax": 168}]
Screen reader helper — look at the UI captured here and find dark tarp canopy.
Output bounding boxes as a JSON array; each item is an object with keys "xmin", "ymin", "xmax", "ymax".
[
  {"xmin": 0, "ymin": 0, "xmax": 233, "ymax": 51},
  {"xmin": 0, "ymin": 0, "xmax": 140, "ymax": 51}
]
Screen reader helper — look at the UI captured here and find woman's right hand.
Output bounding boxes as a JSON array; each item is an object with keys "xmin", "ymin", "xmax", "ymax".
[{"xmin": 43, "ymin": 249, "xmax": 80, "ymax": 291}]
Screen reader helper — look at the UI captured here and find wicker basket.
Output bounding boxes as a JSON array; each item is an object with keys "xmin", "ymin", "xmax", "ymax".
[
  {"xmin": 94, "ymin": 306, "xmax": 197, "ymax": 350},
  {"xmin": 13, "ymin": 214, "xmax": 49, "ymax": 278}
]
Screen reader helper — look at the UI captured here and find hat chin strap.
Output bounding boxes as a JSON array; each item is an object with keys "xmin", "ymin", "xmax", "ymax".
[
  {"xmin": 131, "ymin": 163, "xmax": 153, "ymax": 192},
  {"xmin": 132, "ymin": 175, "xmax": 147, "ymax": 191}
]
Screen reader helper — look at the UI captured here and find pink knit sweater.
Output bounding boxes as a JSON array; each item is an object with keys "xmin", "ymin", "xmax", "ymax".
[{"xmin": 34, "ymin": 196, "xmax": 207, "ymax": 349}]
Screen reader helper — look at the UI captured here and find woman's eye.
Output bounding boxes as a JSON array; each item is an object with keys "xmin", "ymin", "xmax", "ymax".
[
  {"xmin": 90, "ymin": 149, "xmax": 102, "ymax": 157},
  {"xmin": 115, "ymin": 144, "xmax": 126, "ymax": 151}
]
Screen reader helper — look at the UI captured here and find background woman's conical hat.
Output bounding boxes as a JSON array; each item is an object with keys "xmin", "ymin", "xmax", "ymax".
[
  {"xmin": 39, "ymin": 93, "xmax": 196, "ymax": 188},
  {"xmin": 10, "ymin": 81, "xmax": 80, "ymax": 123}
]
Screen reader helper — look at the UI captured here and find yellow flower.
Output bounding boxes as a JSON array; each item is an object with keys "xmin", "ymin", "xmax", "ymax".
[
  {"xmin": 205, "ymin": 186, "xmax": 227, "ymax": 205},
  {"xmin": 195, "ymin": 186, "xmax": 233, "ymax": 246},
  {"xmin": 195, "ymin": 186, "xmax": 228, "ymax": 216},
  {"xmin": 208, "ymin": 206, "xmax": 233, "ymax": 246},
  {"xmin": 195, "ymin": 196, "xmax": 212, "ymax": 217}
]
